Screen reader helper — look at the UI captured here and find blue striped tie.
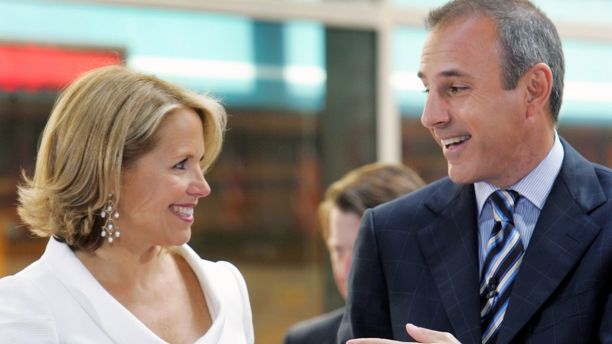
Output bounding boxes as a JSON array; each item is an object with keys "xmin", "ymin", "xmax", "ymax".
[{"xmin": 480, "ymin": 190, "xmax": 523, "ymax": 344}]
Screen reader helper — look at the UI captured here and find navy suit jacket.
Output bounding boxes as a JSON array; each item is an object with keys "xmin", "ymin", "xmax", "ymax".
[
  {"xmin": 284, "ymin": 308, "xmax": 344, "ymax": 344},
  {"xmin": 338, "ymin": 140, "xmax": 612, "ymax": 344}
]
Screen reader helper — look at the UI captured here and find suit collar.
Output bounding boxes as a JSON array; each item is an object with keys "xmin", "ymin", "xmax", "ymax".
[
  {"xmin": 417, "ymin": 139, "xmax": 606, "ymax": 344},
  {"xmin": 496, "ymin": 139, "xmax": 606, "ymax": 344},
  {"xmin": 555, "ymin": 138, "xmax": 607, "ymax": 211},
  {"xmin": 418, "ymin": 180, "xmax": 482, "ymax": 344},
  {"xmin": 422, "ymin": 178, "xmax": 464, "ymax": 215}
]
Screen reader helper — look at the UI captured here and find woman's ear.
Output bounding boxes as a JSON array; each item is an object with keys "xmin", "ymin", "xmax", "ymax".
[{"xmin": 524, "ymin": 63, "xmax": 553, "ymax": 118}]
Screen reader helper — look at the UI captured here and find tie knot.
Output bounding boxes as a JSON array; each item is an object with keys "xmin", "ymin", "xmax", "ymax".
[{"xmin": 490, "ymin": 189, "xmax": 519, "ymax": 223}]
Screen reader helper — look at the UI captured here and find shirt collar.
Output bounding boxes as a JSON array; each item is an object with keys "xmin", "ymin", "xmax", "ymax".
[{"xmin": 475, "ymin": 132, "xmax": 564, "ymax": 215}]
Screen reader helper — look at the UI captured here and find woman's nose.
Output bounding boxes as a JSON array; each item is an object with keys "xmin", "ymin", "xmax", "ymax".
[{"xmin": 188, "ymin": 171, "xmax": 211, "ymax": 198}]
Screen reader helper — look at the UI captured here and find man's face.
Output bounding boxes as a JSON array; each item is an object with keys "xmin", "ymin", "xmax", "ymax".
[
  {"xmin": 418, "ymin": 16, "xmax": 532, "ymax": 187},
  {"xmin": 327, "ymin": 205, "xmax": 361, "ymax": 301}
]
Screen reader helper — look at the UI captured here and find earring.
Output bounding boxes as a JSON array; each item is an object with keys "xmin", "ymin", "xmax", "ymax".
[{"xmin": 100, "ymin": 194, "xmax": 120, "ymax": 243}]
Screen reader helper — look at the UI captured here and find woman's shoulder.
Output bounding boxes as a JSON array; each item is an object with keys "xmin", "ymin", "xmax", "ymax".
[
  {"xmin": 179, "ymin": 245, "xmax": 242, "ymax": 277},
  {"xmin": 0, "ymin": 265, "xmax": 59, "ymax": 341},
  {"xmin": 186, "ymin": 251, "xmax": 246, "ymax": 288},
  {"xmin": 206, "ymin": 260, "xmax": 244, "ymax": 280},
  {"xmin": 200, "ymin": 260, "xmax": 254, "ymax": 342},
  {"xmin": 0, "ymin": 273, "xmax": 41, "ymax": 312},
  {"xmin": 178, "ymin": 245, "xmax": 254, "ymax": 343},
  {"xmin": 210, "ymin": 260, "xmax": 250, "ymax": 297},
  {"xmin": 178, "ymin": 245, "xmax": 250, "ymax": 303},
  {"xmin": 0, "ymin": 258, "xmax": 50, "ymax": 296}
]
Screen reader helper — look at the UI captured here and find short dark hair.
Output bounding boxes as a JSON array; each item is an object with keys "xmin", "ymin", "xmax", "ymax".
[
  {"xmin": 426, "ymin": 0, "xmax": 565, "ymax": 121},
  {"xmin": 319, "ymin": 163, "xmax": 425, "ymax": 240}
]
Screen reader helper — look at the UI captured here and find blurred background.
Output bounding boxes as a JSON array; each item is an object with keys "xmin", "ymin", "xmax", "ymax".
[{"xmin": 1, "ymin": 0, "xmax": 611, "ymax": 342}]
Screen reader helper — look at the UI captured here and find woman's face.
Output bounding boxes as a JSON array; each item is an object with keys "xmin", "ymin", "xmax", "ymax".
[{"xmin": 116, "ymin": 107, "xmax": 210, "ymax": 248}]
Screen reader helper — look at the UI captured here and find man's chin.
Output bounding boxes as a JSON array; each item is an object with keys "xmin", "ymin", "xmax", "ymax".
[{"xmin": 447, "ymin": 165, "xmax": 475, "ymax": 185}]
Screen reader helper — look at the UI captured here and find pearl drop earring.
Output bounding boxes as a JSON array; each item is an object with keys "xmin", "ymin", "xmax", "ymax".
[{"xmin": 100, "ymin": 194, "xmax": 121, "ymax": 243}]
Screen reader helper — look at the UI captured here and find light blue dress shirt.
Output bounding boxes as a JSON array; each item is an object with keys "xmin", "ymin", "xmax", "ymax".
[{"xmin": 474, "ymin": 133, "xmax": 564, "ymax": 274}]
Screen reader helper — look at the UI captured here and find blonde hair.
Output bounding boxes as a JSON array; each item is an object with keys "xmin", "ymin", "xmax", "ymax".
[
  {"xmin": 17, "ymin": 65, "xmax": 226, "ymax": 251},
  {"xmin": 319, "ymin": 163, "xmax": 425, "ymax": 240}
]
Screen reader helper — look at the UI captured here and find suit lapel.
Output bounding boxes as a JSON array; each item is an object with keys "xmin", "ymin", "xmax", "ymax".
[
  {"xmin": 496, "ymin": 141, "xmax": 606, "ymax": 344},
  {"xmin": 417, "ymin": 182, "xmax": 481, "ymax": 344}
]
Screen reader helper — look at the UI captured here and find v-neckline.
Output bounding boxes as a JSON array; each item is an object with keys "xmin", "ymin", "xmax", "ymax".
[{"xmin": 42, "ymin": 238, "xmax": 223, "ymax": 343}]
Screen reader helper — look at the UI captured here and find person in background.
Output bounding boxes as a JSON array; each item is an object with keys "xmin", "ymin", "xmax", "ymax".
[
  {"xmin": 338, "ymin": 1, "xmax": 612, "ymax": 343},
  {"xmin": 284, "ymin": 163, "xmax": 425, "ymax": 344},
  {"xmin": 0, "ymin": 65, "xmax": 254, "ymax": 343}
]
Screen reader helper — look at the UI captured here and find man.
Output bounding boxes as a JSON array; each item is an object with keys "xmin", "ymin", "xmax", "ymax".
[
  {"xmin": 283, "ymin": 163, "xmax": 424, "ymax": 344},
  {"xmin": 338, "ymin": 1, "xmax": 612, "ymax": 343}
]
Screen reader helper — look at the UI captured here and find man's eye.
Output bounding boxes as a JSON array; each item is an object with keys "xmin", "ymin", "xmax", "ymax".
[
  {"xmin": 448, "ymin": 85, "xmax": 466, "ymax": 94},
  {"xmin": 174, "ymin": 159, "xmax": 187, "ymax": 170}
]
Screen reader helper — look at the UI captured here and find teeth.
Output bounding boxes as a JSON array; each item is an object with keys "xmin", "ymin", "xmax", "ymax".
[
  {"xmin": 171, "ymin": 205, "xmax": 194, "ymax": 217},
  {"xmin": 441, "ymin": 135, "xmax": 471, "ymax": 147}
]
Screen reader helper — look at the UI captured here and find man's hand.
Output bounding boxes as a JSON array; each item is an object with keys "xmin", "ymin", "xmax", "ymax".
[{"xmin": 346, "ymin": 324, "xmax": 461, "ymax": 344}]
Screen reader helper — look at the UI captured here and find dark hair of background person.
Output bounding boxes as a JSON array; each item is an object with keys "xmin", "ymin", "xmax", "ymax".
[{"xmin": 319, "ymin": 162, "xmax": 425, "ymax": 240}]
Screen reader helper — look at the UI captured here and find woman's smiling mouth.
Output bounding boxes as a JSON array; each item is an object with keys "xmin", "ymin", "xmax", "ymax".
[{"xmin": 170, "ymin": 205, "xmax": 195, "ymax": 222}]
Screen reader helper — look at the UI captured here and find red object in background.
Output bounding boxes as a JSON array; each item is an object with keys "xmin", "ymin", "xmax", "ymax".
[{"xmin": 0, "ymin": 43, "xmax": 122, "ymax": 92}]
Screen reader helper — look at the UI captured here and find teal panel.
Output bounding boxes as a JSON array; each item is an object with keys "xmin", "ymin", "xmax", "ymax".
[
  {"xmin": 393, "ymin": 27, "xmax": 428, "ymax": 116},
  {"xmin": 0, "ymin": 0, "xmax": 253, "ymax": 61},
  {"xmin": 0, "ymin": 0, "xmax": 326, "ymax": 112},
  {"xmin": 531, "ymin": 0, "xmax": 612, "ymax": 26},
  {"xmin": 564, "ymin": 39, "xmax": 612, "ymax": 84},
  {"xmin": 392, "ymin": 27, "xmax": 427, "ymax": 72},
  {"xmin": 283, "ymin": 21, "xmax": 325, "ymax": 66}
]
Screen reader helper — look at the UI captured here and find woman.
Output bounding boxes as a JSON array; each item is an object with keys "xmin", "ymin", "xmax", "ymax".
[{"xmin": 0, "ymin": 66, "xmax": 254, "ymax": 343}]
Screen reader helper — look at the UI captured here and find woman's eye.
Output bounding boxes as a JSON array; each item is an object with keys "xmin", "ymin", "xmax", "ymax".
[{"xmin": 174, "ymin": 159, "xmax": 187, "ymax": 170}]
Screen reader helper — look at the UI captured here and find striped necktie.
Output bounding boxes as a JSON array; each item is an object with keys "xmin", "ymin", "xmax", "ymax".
[{"xmin": 480, "ymin": 190, "xmax": 523, "ymax": 344}]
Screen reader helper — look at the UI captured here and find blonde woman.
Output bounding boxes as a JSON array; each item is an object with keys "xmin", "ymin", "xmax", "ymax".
[
  {"xmin": 0, "ymin": 66, "xmax": 254, "ymax": 343},
  {"xmin": 283, "ymin": 163, "xmax": 425, "ymax": 344}
]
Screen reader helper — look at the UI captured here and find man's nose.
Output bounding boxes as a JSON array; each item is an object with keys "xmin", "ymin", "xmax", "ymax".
[{"xmin": 421, "ymin": 91, "xmax": 450, "ymax": 129}]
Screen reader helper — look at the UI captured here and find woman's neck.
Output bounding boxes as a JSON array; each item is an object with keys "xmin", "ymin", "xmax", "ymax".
[{"xmin": 75, "ymin": 241, "xmax": 173, "ymax": 290}]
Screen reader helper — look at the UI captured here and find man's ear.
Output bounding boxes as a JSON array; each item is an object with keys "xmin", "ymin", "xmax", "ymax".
[{"xmin": 524, "ymin": 63, "xmax": 553, "ymax": 118}]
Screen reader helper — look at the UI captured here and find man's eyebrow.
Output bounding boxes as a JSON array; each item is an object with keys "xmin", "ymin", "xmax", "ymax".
[
  {"xmin": 418, "ymin": 69, "xmax": 468, "ymax": 80},
  {"xmin": 439, "ymin": 69, "xmax": 467, "ymax": 78}
]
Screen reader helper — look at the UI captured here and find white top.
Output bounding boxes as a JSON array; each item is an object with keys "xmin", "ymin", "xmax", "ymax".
[{"xmin": 0, "ymin": 238, "xmax": 254, "ymax": 344}]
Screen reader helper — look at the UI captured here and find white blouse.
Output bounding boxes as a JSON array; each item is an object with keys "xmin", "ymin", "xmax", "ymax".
[{"xmin": 0, "ymin": 238, "xmax": 254, "ymax": 344}]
